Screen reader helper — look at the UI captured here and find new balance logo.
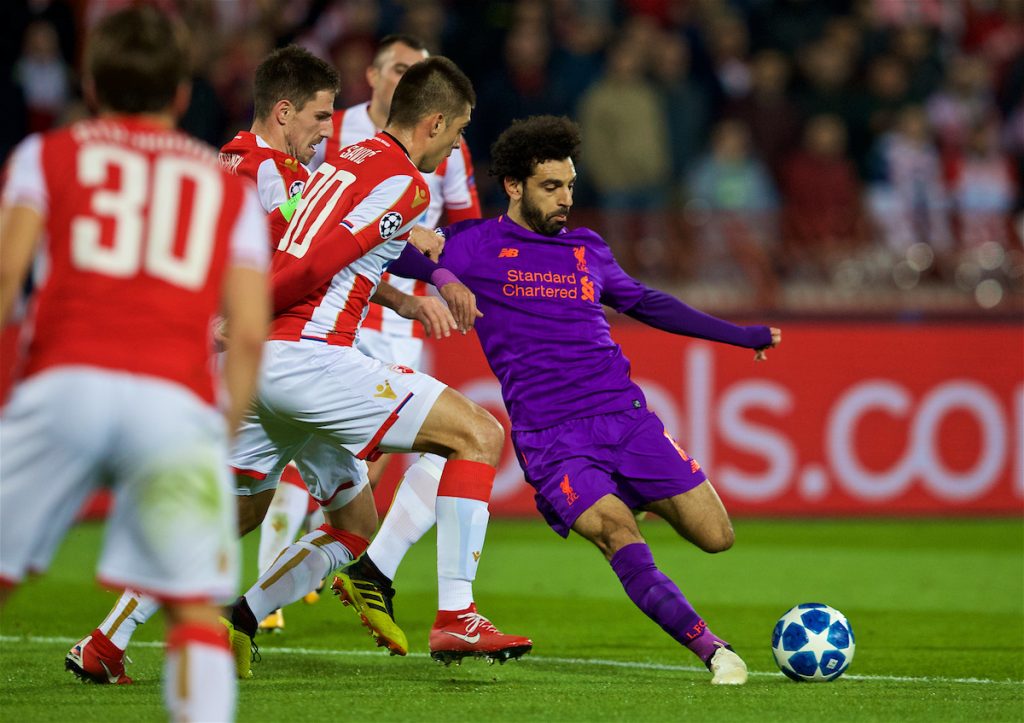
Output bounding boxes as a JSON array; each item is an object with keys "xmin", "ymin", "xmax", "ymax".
[
  {"xmin": 445, "ymin": 631, "xmax": 481, "ymax": 644},
  {"xmin": 499, "ymin": 248, "xmax": 519, "ymax": 258}
]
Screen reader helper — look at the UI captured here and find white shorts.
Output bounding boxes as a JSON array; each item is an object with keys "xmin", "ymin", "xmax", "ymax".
[
  {"xmin": 356, "ymin": 328, "xmax": 424, "ymax": 371},
  {"xmin": 232, "ymin": 422, "xmax": 369, "ymax": 510},
  {"xmin": 229, "ymin": 340, "xmax": 445, "ymax": 504},
  {"xmin": 0, "ymin": 367, "xmax": 238, "ymax": 601}
]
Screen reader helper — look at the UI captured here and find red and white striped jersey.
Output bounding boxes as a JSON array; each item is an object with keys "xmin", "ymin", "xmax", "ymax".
[
  {"xmin": 219, "ymin": 131, "xmax": 309, "ymax": 214},
  {"xmin": 1, "ymin": 117, "xmax": 269, "ymax": 404},
  {"xmin": 318, "ymin": 103, "xmax": 482, "ymax": 338},
  {"xmin": 270, "ymin": 132, "xmax": 429, "ymax": 347}
]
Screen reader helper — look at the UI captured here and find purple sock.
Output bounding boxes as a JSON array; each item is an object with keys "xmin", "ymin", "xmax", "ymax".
[{"xmin": 609, "ymin": 542, "xmax": 729, "ymax": 664}]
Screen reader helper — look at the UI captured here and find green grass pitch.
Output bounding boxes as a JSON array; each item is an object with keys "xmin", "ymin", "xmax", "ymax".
[{"xmin": 1, "ymin": 517, "xmax": 1021, "ymax": 721}]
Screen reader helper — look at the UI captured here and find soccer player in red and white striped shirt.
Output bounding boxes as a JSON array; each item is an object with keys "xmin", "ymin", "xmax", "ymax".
[
  {"xmin": 304, "ymin": 38, "xmax": 521, "ymax": 663},
  {"xmin": 312, "ymin": 35, "xmax": 482, "ymax": 485},
  {"xmin": 0, "ymin": 9, "xmax": 269, "ymax": 720},
  {"xmin": 226, "ymin": 56, "xmax": 531, "ymax": 665}
]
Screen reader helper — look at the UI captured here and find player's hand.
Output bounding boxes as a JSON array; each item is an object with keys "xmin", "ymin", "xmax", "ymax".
[
  {"xmin": 408, "ymin": 225, "xmax": 445, "ymax": 260},
  {"xmin": 439, "ymin": 282, "xmax": 483, "ymax": 333},
  {"xmin": 213, "ymin": 316, "xmax": 229, "ymax": 353},
  {"xmin": 398, "ymin": 295, "xmax": 458, "ymax": 339},
  {"xmin": 754, "ymin": 327, "xmax": 782, "ymax": 361}
]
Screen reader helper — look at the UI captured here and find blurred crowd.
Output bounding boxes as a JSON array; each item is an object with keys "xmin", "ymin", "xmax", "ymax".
[{"xmin": 3, "ymin": 0, "xmax": 1023, "ymax": 312}]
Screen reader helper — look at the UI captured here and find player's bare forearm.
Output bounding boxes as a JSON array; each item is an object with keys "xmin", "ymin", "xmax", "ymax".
[
  {"xmin": 370, "ymin": 281, "xmax": 405, "ymax": 312},
  {"xmin": 371, "ymin": 282, "xmax": 458, "ymax": 338},
  {"xmin": 221, "ymin": 265, "xmax": 270, "ymax": 434},
  {"xmin": 0, "ymin": 272, "xmax": 21, "ymax": 328},
  {"xmin": 0, "ymin": 205, "xmax": 44, "ymax": 326},
  {"xmin": 394, "ymin": 294, "xmax": 457, "ymax": 339}
]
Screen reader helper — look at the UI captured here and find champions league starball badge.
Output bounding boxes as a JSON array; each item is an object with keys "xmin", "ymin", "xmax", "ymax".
[{"xmin": 379, "ymin": 211, "xmax": 403, "ymax": 240}]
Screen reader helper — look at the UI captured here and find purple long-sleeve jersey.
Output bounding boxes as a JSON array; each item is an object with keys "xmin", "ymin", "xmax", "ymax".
[{"xmin": 439, "ymin": 216, "xmax": 771, "ymax": 431}]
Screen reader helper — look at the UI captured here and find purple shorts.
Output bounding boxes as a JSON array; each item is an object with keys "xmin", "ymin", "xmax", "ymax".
[{"xmin": 511, "ymin": 408, "xmax": 707, "ymax": 537}]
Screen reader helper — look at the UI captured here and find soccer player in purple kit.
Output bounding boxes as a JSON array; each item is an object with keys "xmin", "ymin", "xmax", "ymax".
[{"xmin": 436, "ymin": 116, "xmax": 781, "ymax": 684}]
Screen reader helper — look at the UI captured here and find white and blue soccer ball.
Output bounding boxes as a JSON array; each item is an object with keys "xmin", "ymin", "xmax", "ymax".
[{"xmin": 771, "ymin": 603, "xmax": 855, "ymax": 682}]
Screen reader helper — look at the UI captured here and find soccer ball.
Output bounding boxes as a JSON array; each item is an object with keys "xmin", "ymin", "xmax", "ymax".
[{"xmin": 771, "ymin": 603, "xmax": 855, "ymax": 682}]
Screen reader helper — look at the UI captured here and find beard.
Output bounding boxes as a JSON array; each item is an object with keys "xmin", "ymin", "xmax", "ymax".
[{"xmin": 521, "ymin": 190, "xmax": 569, "ymax": 236}]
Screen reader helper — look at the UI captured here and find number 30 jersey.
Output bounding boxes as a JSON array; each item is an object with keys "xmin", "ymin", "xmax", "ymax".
[{"xmin": 1, "ymin": 117, "xmax": 269, "ymax": 403}]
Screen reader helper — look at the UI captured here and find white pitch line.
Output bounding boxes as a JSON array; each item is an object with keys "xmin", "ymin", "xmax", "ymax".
[{"xmin": 2, "ymin": 634, "xmax": 1020, "ymax": 687}]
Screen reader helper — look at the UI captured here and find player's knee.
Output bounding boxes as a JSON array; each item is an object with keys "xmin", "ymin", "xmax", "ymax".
[
  {"xmin": 454, "ymin": 404, "xmax": 504, "ymax": 465},
  {"xmin": 595, "ymin": 528, "xmax": 645, "ymax": 560},
  {"xmin": 235, "ymin": 487, "xmax": 274, "ymax": 536},
  {"xmin": 697, "ymin": 522, "xmax": 735, "ymax": 554},
  {"xmin": 477, "ymin": 409, "xmax": 505, "ymax": 457},
  {"xmin": 580, "ymin": 513, "xmax": 644, "ymax": 560}
]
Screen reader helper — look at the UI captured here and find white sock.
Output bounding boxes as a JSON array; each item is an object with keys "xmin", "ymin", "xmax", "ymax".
[
  {"xmin": 244, "ymin": 529, "xmax": 359, "ymax": 620},
  {"xmin": 435, "ymin": 494, "xmax": 489, "ymax": 611},
  {"xmin": 367, "ymin": 454, "xmax": 443, "ymax": 580},
  {"xmin": 257, "ymin": 481, "xmax": 311, "ymax": 574},
  {"xmin": 164, "ymin": 623, "xmax": 236, "ymax": 723},
  {"xmin": 98, "ymin": 590, "xmax": 161, "ymax": 650}
]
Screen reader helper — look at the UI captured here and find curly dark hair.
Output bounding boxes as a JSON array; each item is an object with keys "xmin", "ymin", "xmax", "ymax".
[{"xmin": 489, "ymin": 116, "xmax": 581, "ymax": 191}]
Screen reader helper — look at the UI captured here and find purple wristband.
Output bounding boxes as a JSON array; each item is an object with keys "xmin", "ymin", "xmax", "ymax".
[{"xmin": 430, "ymin": 268, "xmax": 460, "ymax": 289}]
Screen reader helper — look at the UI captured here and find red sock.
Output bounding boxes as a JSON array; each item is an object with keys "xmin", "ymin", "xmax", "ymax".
[{"xmin": 437, "ymin": 460, "xmax": 495, "ymax": 502}]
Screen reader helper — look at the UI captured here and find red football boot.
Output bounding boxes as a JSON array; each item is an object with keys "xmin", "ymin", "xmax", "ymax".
[
  {"xmin": 429, "ymin": 603, "xmax": 532, "ymax": 666},
  {"xmin": 65, "ymin": 629, "xmax": 132, "ymax": 684}
]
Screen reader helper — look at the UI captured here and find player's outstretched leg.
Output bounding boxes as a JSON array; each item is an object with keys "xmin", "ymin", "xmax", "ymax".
[
  {"xmin": 336, "ymin": 390, "xmax": 533, "ymax": 664},
  {"xmin": 574, "ymin": 494, "xmax": 747, "ymax": 685},
  {"xmin": 363, "ymin": 453, "xmax": 444, "ymax": 581},
  {"xmin": 427, "ymin": 459, "xmax": 532, "ymax": 665},
  {"xmin": 332, "ymin": 452, "xmax": 442, "ymax": 655},
  {"xmin": 643, "ymin": 483, "xmax": 747, "ymax": 684},
  {"xmin": 379, "ymin": 387, "xmax": 532, "ymax": 664},
  {"xmin": 255, "ymin": 467, "xmax": 310, "ymax": 633},
  {"xmin": 332, "ymin": 453, "xmax": 439, "ymax": 654},
  {"xmin": 302, "ymin": 503, "xmax": 327, "ymax": 604},
  {"xmin": 228, "ymin": 520, "xmax": 372, "ymax": 673},
  {"xmin": 610, "ymin": 542, "xmax": 746, "ymax": 684},
  {"xmin": 65, "ymin": 590, "xmax": 160, "ymax": 684}
]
